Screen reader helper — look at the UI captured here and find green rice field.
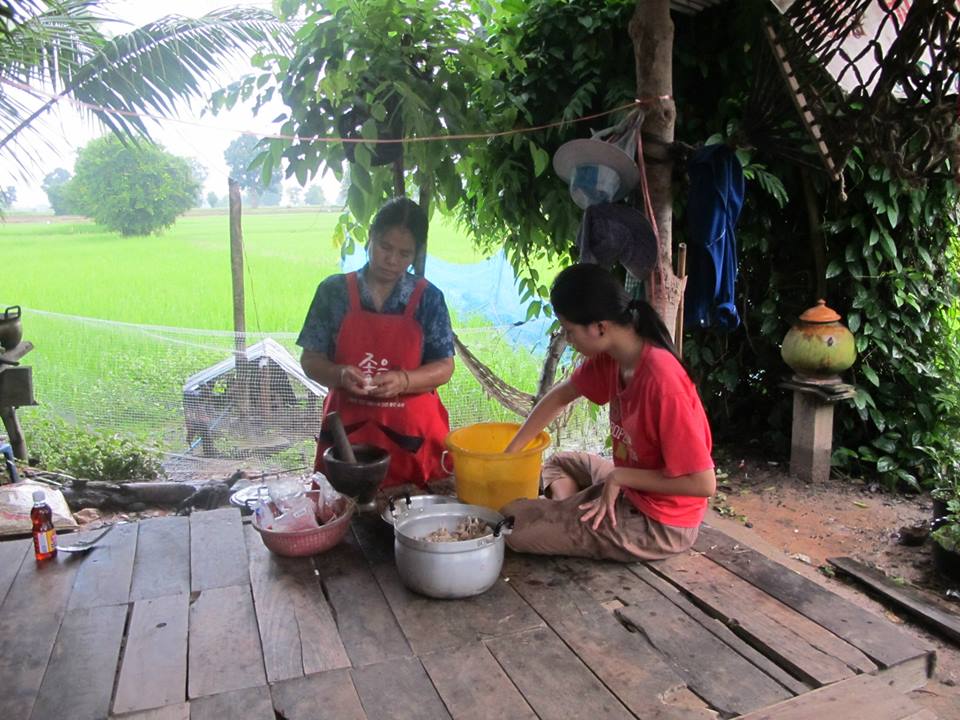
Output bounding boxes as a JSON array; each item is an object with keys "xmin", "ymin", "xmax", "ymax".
[
  {"xmin": 1, "ymin": 209, "xmax": 491, "ymax": 331},
  {"xmin": 0, "ymin": 210, "xmax": 584, "ymax": 465}
]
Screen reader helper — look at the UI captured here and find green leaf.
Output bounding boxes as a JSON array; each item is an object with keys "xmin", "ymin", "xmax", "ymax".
[
  {"xmin": 825, "ymin": 259, "xmax": 844, "ymax": 279},
  {"xmin": 876, "ymin": 456, "xmax": 897, "ymax": 473},
  {"xmin": 886, "ymin": 201, "xmax": 899, "ymax": 228},
  {"xmin": 861, "ymin": 364, "xmax": 879, "ymax": 386},
  {"xmin": 847, "ymin": 312, "xmax": 861, "ymax": 333},
  {"xmin": 529, "ymin": 143, "xmax": 550, "ymax": 178},
  {"xmin": 347, "ymin": 183, "xmax": 367, "ymax": 221},
  {"xmin": 351, "ymin": 161, "xmax": 372, "ymax": 194},
  {"xmin": 873, "ymin": 435, "xmax": 897, "ymax": 454},
  {"xmin": 878, "ymin": 230, "xmax": 898, "ymax": 260}
]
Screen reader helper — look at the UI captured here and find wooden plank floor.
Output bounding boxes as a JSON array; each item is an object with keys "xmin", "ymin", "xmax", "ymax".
[{"xmin": 0, "ymin": 508, "xmax": 937, "ymax": 720}]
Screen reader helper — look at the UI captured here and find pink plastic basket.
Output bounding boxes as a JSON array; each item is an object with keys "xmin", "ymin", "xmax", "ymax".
[{"xmin": 252, "ymin": 493, "xmax": 355, "ymax": 557}]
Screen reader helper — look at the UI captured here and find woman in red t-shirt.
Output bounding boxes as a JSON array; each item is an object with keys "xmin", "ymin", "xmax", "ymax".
[{"xmin": 503, "ymin": 264, "xmax": 716, "ymax": 561}]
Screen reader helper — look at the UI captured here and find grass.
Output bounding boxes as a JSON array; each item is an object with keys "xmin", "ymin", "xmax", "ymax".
[
  {"xmin": 0, "ymin": 211, "xmax": 570, "ymax": 464},
  {"xmin": 1, "ymin": 210, "xmax": 490, "ymax": 331}
]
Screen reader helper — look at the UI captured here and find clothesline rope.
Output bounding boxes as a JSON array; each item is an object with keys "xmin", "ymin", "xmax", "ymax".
[{"xmin": 1, "ymin": 78, "xmax": 671, "ymax": 145}]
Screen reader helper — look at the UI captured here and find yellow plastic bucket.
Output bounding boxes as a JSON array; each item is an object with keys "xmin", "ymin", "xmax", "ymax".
[{"xmin": 442, "ymin": 422, "xmax": 550, "ymax": 510}]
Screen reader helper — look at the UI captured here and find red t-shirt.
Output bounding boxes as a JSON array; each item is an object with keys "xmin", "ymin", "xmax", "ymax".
[{"xmin": 571, "ymin": 345, "xmax": 714, "ymax": 528}]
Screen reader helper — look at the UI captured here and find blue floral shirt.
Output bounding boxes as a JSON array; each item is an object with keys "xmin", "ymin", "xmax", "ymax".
[{"xmin": 296, "ymin": 265, "xmax": 455, "ymax": 363}]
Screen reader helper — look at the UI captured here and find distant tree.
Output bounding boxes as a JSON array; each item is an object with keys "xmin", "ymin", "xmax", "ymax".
[
  {"xmin": 223, "ymin": 135, "xmax": 282, "ymax": 208},
  {"xmin": 42, "ymin": 168, "xmax": 74, "ymax": 214},
  {"xmin": 304, "ymin": 185, "xmax": 325, "ymax": 206},
  {"xmin": 188, "ymin": 159, "xmax": 208, "ymax": 206},
  {"xmin": 0, "ymin": 185, "xmax": 14, "ymax": 209},
  {"xmin": 259, "ymin": 183, "xmax": 282, "ymax": 207},
  {"xmin": 287, "ymin": 187, "xmax": 302, "ymax": 206},
  {"xmin": 70, "ymin": 136, "xmax": 199, "ymax": 235},
  {"xmin": 206, "ymin": 191, "xmax": 219, "ymax": 208}
]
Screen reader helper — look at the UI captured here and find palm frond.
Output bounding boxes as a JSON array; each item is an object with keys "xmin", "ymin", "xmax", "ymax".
[{"xmin": 0, "ymin": 5, "xmax": 292, "ymax": 176}]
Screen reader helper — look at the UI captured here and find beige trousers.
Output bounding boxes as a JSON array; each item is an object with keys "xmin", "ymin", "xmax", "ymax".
[{"xmin": 502, "ymin": 451, "xmax": 699, "ymax": 562}]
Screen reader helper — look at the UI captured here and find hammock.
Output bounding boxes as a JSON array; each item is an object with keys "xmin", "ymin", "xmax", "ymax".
[
  {"xmin": 453, "ymin": 334, "xmax": 535, "ymax": 418},
  {"xmin": 453, "ymin": 332, "xmax": 579, "ymax": 434}
]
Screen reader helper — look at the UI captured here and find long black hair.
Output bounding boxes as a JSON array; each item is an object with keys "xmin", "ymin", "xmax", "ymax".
[
  {"xmin": 369, "ymin": 197, "xmax": 428, "ymax": 253},
  {"xmin": 550, "ymin": 263, "xmax": 685, "ymax": 367}
]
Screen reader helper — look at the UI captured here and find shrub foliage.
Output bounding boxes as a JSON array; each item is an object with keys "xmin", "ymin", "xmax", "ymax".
[{"xmin": 29, "ymin": 416, "xmax": 164, "ymax": 483}]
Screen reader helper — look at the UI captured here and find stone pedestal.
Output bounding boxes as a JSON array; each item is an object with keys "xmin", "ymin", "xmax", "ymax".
[
  {"xmin": 780, "ymin": 377, "xmax": 856, "ymax": 484},
  {"xmin": 790, "ymin": 391, "xmax": 835, "ymax": 483}
]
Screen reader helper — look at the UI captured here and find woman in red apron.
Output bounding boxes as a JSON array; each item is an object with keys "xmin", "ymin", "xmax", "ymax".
[{"xmin": 297, "ymin": 198, "xmax": 454, "ymax": 488}]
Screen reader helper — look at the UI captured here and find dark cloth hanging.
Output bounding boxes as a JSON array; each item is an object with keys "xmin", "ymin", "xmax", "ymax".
[
  {"xmin": 684, "ymin": 145, "xmax": 745, "ymax": 331},
  {"xmin": 576, "ymin": 202, "xmax": 658, "ymax": 279}
]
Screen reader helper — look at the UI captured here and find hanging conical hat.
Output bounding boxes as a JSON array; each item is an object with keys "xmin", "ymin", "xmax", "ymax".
[{"xmin": 553, "ymin": 139, "xmax": 640, "ymax": 203}]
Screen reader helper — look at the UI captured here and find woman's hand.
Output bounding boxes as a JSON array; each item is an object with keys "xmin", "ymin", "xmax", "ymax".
[
  {"xmin": 578, "ymin": 469, "xmax": 622, "ymax": 530},
  {"xmin": 368, "ymin": 370, "xmax": 410, "ymax": 399},
  {"xmin": 338, "ymin": 365, "xmax": 370, "ymax": 395}
]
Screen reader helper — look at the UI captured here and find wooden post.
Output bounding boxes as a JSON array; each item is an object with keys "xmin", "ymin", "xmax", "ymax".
[
  {"xmin": 0, "ymin": 407, "xmax": 25, "ymax": 461},
  {"xmin": 229, "ymin": 179, "xmax": 249, "ymax": 417}
]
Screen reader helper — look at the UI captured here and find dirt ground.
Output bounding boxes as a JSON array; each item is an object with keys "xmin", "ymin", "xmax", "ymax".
[{"xmin": 708, "ymin": 456, "xmax": 960, "ymax": 718}]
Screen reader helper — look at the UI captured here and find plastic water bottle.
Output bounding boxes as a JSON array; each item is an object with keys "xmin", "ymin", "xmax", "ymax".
[{"xmin": 31, "ymin": 490, "xmax": 57, "ymax": 561}]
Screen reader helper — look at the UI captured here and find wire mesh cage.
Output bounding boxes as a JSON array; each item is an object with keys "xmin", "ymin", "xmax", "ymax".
[{"xmin": 15, "ymin": 309, "xmax": 606, "ymax": 481}]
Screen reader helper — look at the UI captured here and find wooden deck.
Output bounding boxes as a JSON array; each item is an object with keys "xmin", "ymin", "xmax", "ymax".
[{"xmin": 0, "ymin": 507, "xmax": 937, "ymax": 720}]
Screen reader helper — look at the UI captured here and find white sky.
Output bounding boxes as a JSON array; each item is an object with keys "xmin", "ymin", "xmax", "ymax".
[{"xmin": 8, "ymin": 0, "xmax": 340, "ymax": 209}]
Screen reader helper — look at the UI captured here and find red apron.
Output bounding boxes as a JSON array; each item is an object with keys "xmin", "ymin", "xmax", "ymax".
[{"xmin": 313, "ymin": 272, "xmax": 450, "ymax": 488}]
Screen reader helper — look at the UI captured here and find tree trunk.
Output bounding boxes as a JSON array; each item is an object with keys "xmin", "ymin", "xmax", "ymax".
[
  {"xmin": 415, "ymin": 180, "xmax": 432, "ymax": 277},
  {"xmin": 535, "ymin": 331, "xmax": 568, "ymax": 402},
  {"xmin": 800, "ymin": 168, "xmax": 827, "ymax": 300},
  {"xmin": 629, "ymin": 0, "xmax": 683, "ymax": 339},
  {"xmin": 392, "ymin": 156, "xmax": 406, "ymax": 197}
]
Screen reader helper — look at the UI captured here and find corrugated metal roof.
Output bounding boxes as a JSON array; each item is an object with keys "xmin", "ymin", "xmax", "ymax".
[{"xmin": 183, "ymin": 337, "xmax": 326, "ymax": 398}]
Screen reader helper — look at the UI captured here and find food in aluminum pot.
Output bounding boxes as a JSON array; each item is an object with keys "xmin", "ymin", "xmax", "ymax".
[
  {"xmin": 420, "ymin": 516, "xmax": 491, "ymax": 542},
  {"xmin": 393, "ymin": 503, "xmax": 512, "ymax": 598}
]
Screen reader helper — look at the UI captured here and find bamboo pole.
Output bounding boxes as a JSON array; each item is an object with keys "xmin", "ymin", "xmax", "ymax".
[
  {"xmin": 228, "ymin": 178, "xmax": 248, "ymax": 416},
  {"xmin": 674, "ymin": 242, "xmax": 687, "ymax": 357}
]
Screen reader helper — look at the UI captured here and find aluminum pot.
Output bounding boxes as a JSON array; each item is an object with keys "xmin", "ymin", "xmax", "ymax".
[
  {"xmin": 393, "ymin": 503, "xmax": 513, "ymax": 599},
  {"xmin": 381, "ymin": 493, "xmax": 457, "ymax": 526}
]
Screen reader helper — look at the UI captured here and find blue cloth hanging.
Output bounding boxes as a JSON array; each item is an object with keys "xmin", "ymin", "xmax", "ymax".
[{"xmin": 684, "ymin": 144, "xmax": 745, "ymax": 331}]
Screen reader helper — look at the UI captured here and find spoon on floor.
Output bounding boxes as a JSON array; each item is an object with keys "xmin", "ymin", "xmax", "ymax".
[{"xmin": 57, "ymin": 524, "xmax": 116, "ymax": 553}]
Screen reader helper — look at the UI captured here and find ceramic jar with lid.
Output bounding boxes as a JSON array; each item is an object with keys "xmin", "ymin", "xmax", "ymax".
[
  {"xmin": 781, "ymin": 299, "xmax": 857, "ymax": 380},
  {"xmin": 0, "ymin": 306, "xmax": 22, "ymax": 351}
]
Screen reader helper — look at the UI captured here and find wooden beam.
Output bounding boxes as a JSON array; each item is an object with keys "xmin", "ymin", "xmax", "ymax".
[
  {"xmin": 829, "ymin": 556, "xmax": 960, "ymax": 645},
  {"xmin": 736, "ymin": 664, "xmax": 933, "ymax": 720},
  {"xmin": 694, "ymin": 526, "xmax": 934, "ymax": 670},
  {"xmin": 763, "ymin": 20, "xmax": 841, "ymax": 181}
]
